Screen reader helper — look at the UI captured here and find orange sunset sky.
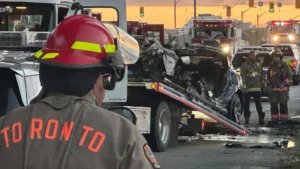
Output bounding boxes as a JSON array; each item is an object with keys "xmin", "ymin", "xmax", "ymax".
[{"xmin": 91, "ymin": 5, "xmax": 300, "ymax": 29}]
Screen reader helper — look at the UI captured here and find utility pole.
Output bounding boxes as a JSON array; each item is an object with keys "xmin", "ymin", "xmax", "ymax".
[
  {"xmin": 241, "ymin": 7, "xmax": 254, "ymax": 29},
  {"xmin": 174, "ymin": 0, "xmax": 180, "ymax": 29},
  {"xmin": 194, "ymin": 0, "xmax": 196, "ymax": 19},
  {"xmin": 257, "ymin": 11, "xmax": 269, "ymax": 28},
  {"xmin": 175, "ymin": 0, "xmax": 196, "ymax": 29}
]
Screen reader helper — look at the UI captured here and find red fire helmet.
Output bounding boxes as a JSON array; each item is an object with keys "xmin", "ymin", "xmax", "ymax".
[{"xmin": 28, "ymin": 14, "xmax": 123, "ymax": 68}]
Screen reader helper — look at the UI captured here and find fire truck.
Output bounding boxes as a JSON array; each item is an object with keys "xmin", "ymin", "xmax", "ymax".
[
  {"xmin": 190, "ymin": 14, "xmax": 248, "ymax": 55},
  {"xmin": 89, "ymin": 13, "xmax": 165, "ymax": 44},
  {"xmin": 267, "ymin": 20, "xmax": 297, "ymax": 44},
  {"xmin": 126, "ymin": 21, "xmax": 165, "ymax": 44}
]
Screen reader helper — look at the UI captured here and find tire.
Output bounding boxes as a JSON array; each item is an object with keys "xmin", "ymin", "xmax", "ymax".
[
  {"xmin": 293, "ymin": 74, "xmax": 299, "ymax": 85},
  {"xmin": 227, "ymin": 94, "xmax": 242, "ymax": 124},
  {"xmin": 147, "ymin": 101, "xmax": 171, "ymax": 152}
]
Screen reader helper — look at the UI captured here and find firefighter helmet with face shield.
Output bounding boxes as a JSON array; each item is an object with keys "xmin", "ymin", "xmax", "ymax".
[{"xmin": 28, "ymin": 14, "xmax": 124, "ymax": 91}]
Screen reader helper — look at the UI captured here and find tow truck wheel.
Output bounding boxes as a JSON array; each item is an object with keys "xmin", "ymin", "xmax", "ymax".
[
  {"xmin": 227, "ymin": 94, "xmax": 242, "ymax": 124},
  {"xmin": 147, "ymin": 101, "xmax": 171, "ymax": 152}
]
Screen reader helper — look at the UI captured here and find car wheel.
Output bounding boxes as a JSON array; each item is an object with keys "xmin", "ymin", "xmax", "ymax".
[{"xmin": 227, "ymin": 94, "xmax": 242, "ymax": 124}]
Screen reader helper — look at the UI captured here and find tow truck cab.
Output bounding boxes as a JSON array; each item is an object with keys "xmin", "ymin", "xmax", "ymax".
[{"xmin": 0, "ymin": 0, "xmax": 73, "ymax": 117}]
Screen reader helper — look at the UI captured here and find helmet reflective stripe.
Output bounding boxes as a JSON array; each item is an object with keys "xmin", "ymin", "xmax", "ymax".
[
  {"xmin": 71, "ymin": 41, "xmax": 116, "ymax": 53},
  {"xmin": 35, "ymin": 50, "xmax": 43, "ymax": 58},
  {"xmin": 43, "ymin": 53, "xmax": 59, "ymax": 59},
  {"xmin": 104, "ymin": 44, "xmax": 116, "ymax": 53},
  {"xmin": 34, "ymin": 51, "xmax": 59, "ymax": 59},
  {"xmin": 71, "ymin": 41, "xmax": 102, "ymax": 53}
]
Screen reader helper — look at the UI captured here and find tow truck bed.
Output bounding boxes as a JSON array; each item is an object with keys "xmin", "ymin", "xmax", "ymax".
[{"xmin": 128, "ymin": 81, "xmax": 252, "ymax": 136}]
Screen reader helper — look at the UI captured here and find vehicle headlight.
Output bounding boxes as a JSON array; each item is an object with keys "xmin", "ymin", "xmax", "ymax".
[
  {"xmin": 272, "ymin": 35, "xmax": 278, "ymax": 41},
  {"xmin": 288, "ymin": 34, "xmax": 294, "ymax": 40},
  {"xmin": 221, "ymin": 44, "xmax": 231, "ymax": 54}
]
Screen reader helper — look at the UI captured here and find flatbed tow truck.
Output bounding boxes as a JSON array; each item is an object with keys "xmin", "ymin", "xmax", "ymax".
[{"xmin": 123, "ymin": 76, "xmax": 251, "ymax": 151}]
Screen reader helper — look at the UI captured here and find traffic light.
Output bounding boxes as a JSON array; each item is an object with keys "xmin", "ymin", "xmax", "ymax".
[
  {"xmin": 296, "ymin": 0, "xmax": 300, "ymax": 8},
  {"xmin": 269, "ymin": 2, "xmax": 274, "ymax": 12},
  {"xmin": 249, "ymin": 0, "xmax": 254, "ymax": 7},
  {"xmin": 140, "ymin": 6, "xmax": 144, "ymax": 17},
  {"xmin": 226, "ymin": 6, "xmax": 231, "ymax": 17}
]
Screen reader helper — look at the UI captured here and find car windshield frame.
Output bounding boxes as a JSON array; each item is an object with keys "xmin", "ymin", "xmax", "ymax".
[
  {"xmin": 194, "ymin": 25, "xmax": 230, "ymax": 39},
  {"xmin": 0, "ymin": 2, "xmax": 55, "ymax": 32},
  {"xmin": 261, "ymin": 45, "xmax": 294, "ymax": 56},
  {"xmin": 232, "ymin": 52, "xmax": 273, "ymax": 69}
]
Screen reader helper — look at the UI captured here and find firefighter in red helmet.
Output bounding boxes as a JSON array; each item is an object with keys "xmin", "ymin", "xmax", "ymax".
[{"xmin": 0, "ymin": 15, "xmax": 160, "ymax": 169}]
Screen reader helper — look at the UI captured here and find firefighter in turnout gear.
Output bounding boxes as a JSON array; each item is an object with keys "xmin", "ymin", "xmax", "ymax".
[
  {"xmin": 267, "ymin": 49, "xmax": 292, "ymax": 122},
  {"xmin": 240, "ymin": 51, "xmax": 265, "ymax": 125},
  {"xmin": 0, "ymin": 15, "xmax": 160, "ymax": 169}
]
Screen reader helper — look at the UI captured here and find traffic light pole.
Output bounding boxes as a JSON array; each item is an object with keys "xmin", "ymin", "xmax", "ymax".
[
  {"xmin": 256, "ymin": 11, "xmax": 268, "ymax": 28},
  {"xmin": 226, "ymin": 4, "xmax": 238, "ymax": 19},
  {"xmin": 292, "ymin": 15, "xmax": 300, "ymax": 20},
  {"xmin": 194, "ymin": 0, "xmax": 196, "ymax": 20},
  {"xmin": 241, "ymin": 7, "xmax": 253, "ymax": 29}
]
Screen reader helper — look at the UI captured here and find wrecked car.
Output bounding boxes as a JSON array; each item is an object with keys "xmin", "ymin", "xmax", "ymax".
[{"xmin": 128, "ymin": 35, "xmax": 244, "ymax": 124}]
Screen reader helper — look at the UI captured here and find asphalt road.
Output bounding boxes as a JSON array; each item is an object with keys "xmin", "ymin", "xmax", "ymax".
[{"xmin": 154, "ymin": 85, "xmax": 300, "ymax": 169}]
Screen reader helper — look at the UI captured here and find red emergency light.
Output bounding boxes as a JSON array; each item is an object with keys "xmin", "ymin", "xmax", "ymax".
[
  {"xmin": 292, "ymin": 59, "xmax": 298, "ymax": 69},
  {"xmin": 271, "ymin": 21, "xmax": 292, "ymax": 26}
]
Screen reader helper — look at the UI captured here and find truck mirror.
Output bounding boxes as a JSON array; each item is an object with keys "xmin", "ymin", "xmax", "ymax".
[{"xmin": 108, "ymin": 107, "xmax": 137, "ymax": 125}]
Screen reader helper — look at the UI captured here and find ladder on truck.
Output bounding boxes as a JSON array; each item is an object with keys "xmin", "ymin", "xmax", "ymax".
[{"xmin": 128, "ymin": 80, "xmax": 252, "ymax": 136}]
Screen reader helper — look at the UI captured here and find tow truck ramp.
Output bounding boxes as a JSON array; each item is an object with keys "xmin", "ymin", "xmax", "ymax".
[{"xmin": 128, "ymin": 81, "xmax": 252, "ymax": 136}]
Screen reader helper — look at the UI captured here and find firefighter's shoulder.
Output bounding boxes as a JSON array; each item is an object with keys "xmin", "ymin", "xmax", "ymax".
[{"xmin": 240, "ymin": 62, "xmax": 249, "ymax": 71}]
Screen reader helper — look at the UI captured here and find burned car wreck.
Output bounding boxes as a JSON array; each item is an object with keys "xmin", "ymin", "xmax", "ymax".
[{"xmin": 128, "ymin": 35, "xmax": 244, "ymax": 123}]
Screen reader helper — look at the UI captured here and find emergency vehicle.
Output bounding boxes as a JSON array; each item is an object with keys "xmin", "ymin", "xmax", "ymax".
[
  {"xmin": 87, "ymin": 16, "xmax": 166, "ymax": 45},
  {"xmin": 189, "ymin": 14, "xmax": 248, "ymax": 55},
  {"xmin": 261, "ymin": 43, "xmax": 300, "ymax": 85},
  {"xmin": 267, "ymin": 20, "xmax": 297, "ymax": 44},
  {"xmin": 126, "ymin": 21, "xmax": 165, "ymax": 44},
  {"xmin": 232, "ymin": 46, "xmax": 275, "ymax": 97},
  {"xmin": 0, "ymin": 0, "xmax": 252, "ymax": 153}
]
